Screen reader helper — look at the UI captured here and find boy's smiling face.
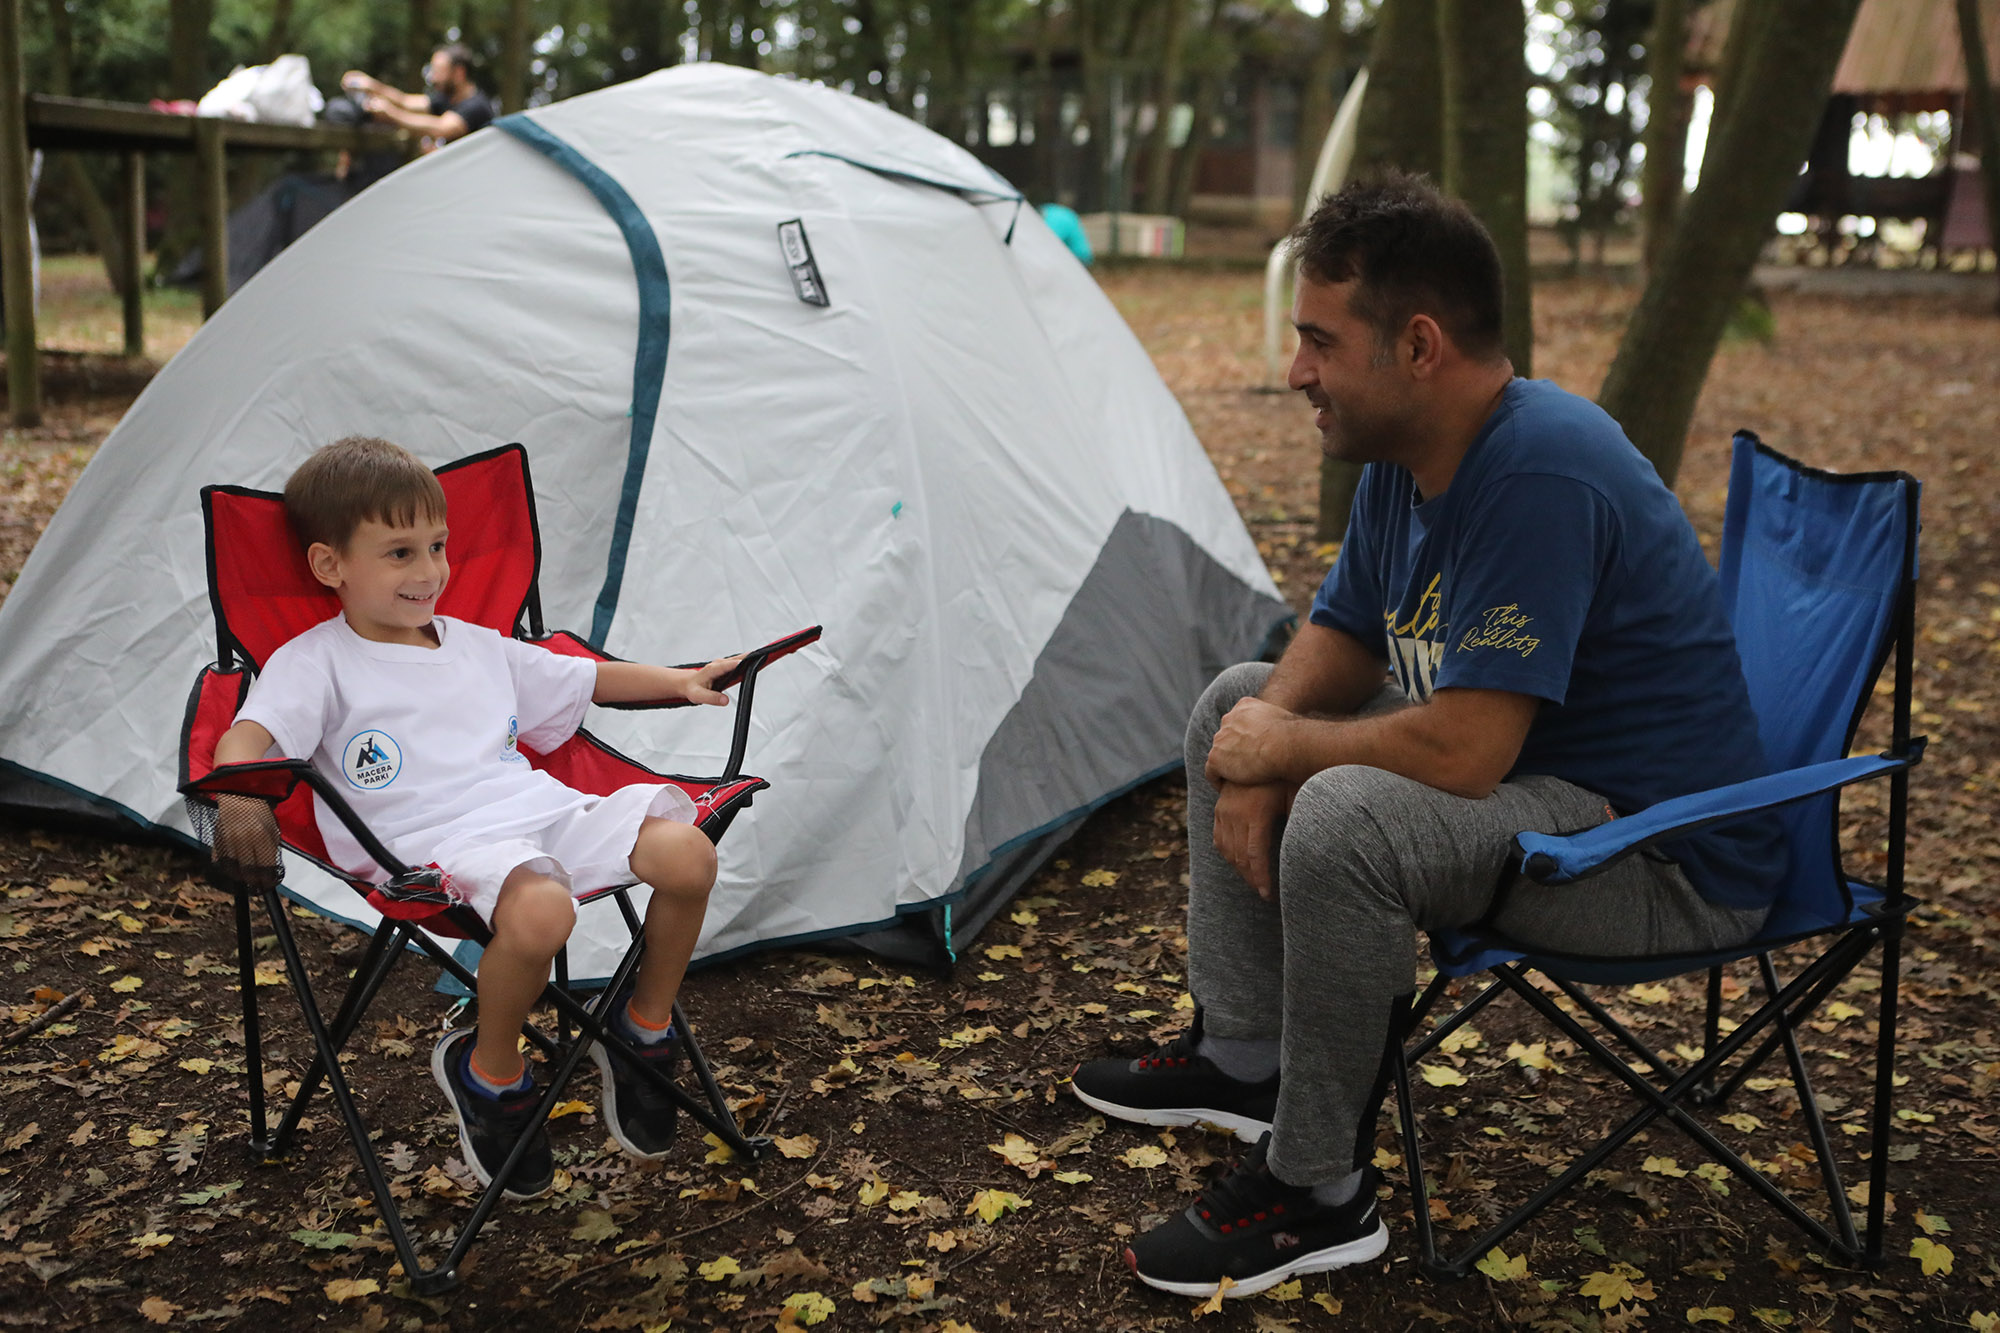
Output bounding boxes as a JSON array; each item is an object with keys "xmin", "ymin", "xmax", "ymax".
[{"xmin": 308, "ymin": 514, "xmax": 451, "ymax": 646}]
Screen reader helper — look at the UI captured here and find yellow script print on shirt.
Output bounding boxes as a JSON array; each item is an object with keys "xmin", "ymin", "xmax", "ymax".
[
  {"xmin": 1384, "ymin": 573, "xmax": 1445, "ymax": 701},
  {"xmin": 1458, "ymin": 604, "xmax": 1541, "ymax": 657}
]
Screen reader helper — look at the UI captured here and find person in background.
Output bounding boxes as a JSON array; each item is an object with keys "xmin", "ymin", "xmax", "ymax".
[{"xmin": 342, "ymin": 43, "xmax": 496, "ymax": 153}]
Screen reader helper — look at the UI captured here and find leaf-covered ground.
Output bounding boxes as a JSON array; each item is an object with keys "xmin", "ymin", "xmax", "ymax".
[{"xmin": 2, "ymin": 262, "xmax": 1998, "ymax": 1332}]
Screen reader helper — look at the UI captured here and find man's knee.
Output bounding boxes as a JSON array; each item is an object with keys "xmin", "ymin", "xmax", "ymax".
[
  {"xmin": 1282, "ymin": 766, "xmax": 1421, "ymax": 895},
  {"xmin": 1186, "ymin": 661, "xmax": 1275, "ymax": 760}
]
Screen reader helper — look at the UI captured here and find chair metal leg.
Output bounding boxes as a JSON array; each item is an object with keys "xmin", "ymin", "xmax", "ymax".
[
  {"xmin": 271, "ymin": 923, "xmax": 406, "ymax": 1156},
  {"xmin": 1694, "ymin": 966, "xmax": 1725, "ymax": 1105},
  {"xmin": 232, "ymin": 887, "xmax": 270, "ymax": 1153},
  {"xmin": 1757, "ymin": 953, "xmax": 1860, "ymax": 1255},
  {"xmin": 1542, "ymin": 973, "xmax": 1677, "ymax": 1081},
  {"xmin": 1865, "ymin": 915, "xmax": 1903, "ymax": 1264},
  {"xmin": 258, "ymin": 886, "xmax": 436, "ymax": 1289}
]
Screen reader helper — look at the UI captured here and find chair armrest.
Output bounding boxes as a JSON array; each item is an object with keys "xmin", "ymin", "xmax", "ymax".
[
  {"xmin": 600, "ymin": 624, "xmax": 824, "ymax": 711},
  {"xmin": 1514, "ymin": 740, "xmax": 1926, "ymax": 885},
  {"xmin": 181, "ymin": 759, "xmax": 413, "ymax": 879}
]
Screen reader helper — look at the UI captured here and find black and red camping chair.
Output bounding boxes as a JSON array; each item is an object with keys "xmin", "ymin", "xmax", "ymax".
[{"xmin": 178, "ymin": 443, "xmax": 819, "ymax": 1294}]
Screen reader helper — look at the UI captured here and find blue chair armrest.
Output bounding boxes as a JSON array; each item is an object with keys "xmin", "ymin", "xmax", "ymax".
[{"xmin": 1514, "ymin": 740, "xmax": 1925, "ymax": 885}]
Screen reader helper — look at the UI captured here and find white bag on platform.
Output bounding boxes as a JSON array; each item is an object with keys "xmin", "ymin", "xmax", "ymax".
[{"xmin": 196, "ymin": 55, "xmax": 324, "ymax": 126}]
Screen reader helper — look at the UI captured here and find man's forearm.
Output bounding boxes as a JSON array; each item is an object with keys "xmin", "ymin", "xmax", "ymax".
[
  {"xmin": 1259, "ymin": 621, "xmax": 1389, "ymax": 717},
  {"xmin": 1266, "ymin": 689, "xmax": 1538, "ymax": 799}
]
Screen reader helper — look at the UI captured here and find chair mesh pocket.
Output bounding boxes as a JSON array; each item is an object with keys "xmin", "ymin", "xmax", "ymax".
[{"xmin": 186, "ymin": 796, "xmax": 285, "ymax": 888}]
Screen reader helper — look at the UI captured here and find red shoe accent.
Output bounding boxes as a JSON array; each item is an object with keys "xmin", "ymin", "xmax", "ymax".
[{"xmin": 1123, "ymin": 1247, "xmax": 1138, "ymax": 1275}]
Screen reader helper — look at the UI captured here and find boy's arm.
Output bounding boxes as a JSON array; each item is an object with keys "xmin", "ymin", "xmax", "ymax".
[
  {"xmin": 593, "ymin": 656, "xmax": 743, "ymax": 708},
  {"xmin": 209, "ymin": 721, "xmax": 282, "ymax": 888}
]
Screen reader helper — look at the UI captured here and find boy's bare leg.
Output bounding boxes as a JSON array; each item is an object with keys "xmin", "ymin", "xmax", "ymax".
[
  {"xmin": 625, "ymin": 818, "xmax": 719, "ymax": 1026},
  {"xmin": 474, "ymin": 867, "xmax": 577, "ymax": 1084}
]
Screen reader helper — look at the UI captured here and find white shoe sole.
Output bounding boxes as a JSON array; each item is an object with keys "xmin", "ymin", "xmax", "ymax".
[
  {"xmin": 1070, "ymin": 1083, "xmax": 1272, "ymax": 1144},
  {"xmin": 429, "ymin": 1032, "xmax": 552, "ymax": 1201},
  {"xmin": 1131, "ymin": 1221, "xmax": 1391, "ymax": 1298}
]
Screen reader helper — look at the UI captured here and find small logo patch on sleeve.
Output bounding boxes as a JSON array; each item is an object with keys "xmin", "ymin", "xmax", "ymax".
[{"xmin": 778, "ymin": 219, "xmax": 830, "ymax": 307}]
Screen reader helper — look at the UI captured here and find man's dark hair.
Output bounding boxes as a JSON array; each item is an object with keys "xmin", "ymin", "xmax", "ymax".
[
  {"xmin": 432, "ymin": 42, "xmax": 478, "ymax": 78},
  {"xmin": 1286, "ymin": 172, "xmax": 1506, "ymax": 362}
]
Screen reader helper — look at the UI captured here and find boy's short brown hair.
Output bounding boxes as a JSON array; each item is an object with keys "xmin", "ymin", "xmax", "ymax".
[{"xmin": 283, "ymin": 436, "xmax": 447, "ymax": 551}]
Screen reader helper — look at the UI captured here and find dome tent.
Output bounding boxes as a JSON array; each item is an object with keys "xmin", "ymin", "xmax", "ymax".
[{"xmin": 0, "ymin": 65, "xmax": 1288, "ymax": 974}]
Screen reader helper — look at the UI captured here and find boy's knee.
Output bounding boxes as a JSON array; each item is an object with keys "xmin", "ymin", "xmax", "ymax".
[
  {"xmin": 630, "ymin": 819, "xmax": 717, "ymax": 898},
  {"xmin": 492, "ymin": 871, "xmax": 576, "ymax": 950}
]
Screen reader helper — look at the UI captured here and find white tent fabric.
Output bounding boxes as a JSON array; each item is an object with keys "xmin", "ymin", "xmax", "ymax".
[{"xmin": 0, "ymin": 65, "xmax": 1285, "ymax": 976}]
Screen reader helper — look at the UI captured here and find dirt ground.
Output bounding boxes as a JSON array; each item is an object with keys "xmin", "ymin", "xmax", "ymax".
[{"xmin": 2, "ymin": 261, "xmax": 1997, "ymax": 1332}]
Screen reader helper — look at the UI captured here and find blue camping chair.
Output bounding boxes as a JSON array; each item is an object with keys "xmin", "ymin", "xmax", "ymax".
[{"xmin": 1393, "ymin": 435, "xmax": 1923, "ymax": 1277}]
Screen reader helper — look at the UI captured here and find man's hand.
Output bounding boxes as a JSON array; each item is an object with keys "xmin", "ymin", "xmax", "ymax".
[
  {"xmin": 211, "ymin": 793, "xmax": 281, "ymax": 891},
  {"xmin": 1205, "ymin": 697, "xmax": 1302, "ymax": 788},
  {"xmin": 683, "ymin": 655, "xmax": 744, "ymax": 707},
  {"xmin": 1213, "ymin": 781, "xmax": 1293, "ymax": 902}
]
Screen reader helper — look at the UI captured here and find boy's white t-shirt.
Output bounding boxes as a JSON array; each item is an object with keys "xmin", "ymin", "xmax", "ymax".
[{"xmin": 236, "ymin": 614, "xmax": 611, "ymax": 877}]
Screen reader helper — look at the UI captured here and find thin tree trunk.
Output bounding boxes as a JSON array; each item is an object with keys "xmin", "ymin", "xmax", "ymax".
[
  {"xmin": 1030, "ymin": 0, "xmax": 1060, "ymax": 201},
  {"xmin": 1598, "ymin": 0, "xmax": 1864, "ymax": 485},
  {"xmin": 1640, "ymin": 0, "xmax": 1693, "ymax": 274},
  {"xmin": 1957, "ymin": 0, "xmax": 2000, "ymax": 314},
  {"xmin": 1352, "ymin": 0, "xmax": 1444, "ymax": 181},
  {"xmin": 40, "ymin": 0, "xmax": 126, "ymax": 296},
  {"xmin": 499, "ymin": 0, "xmax": 531, "ymax": 109},
  {"xmin": 1141, "ymin": 0, "xmax": 1189, "ymax": 214},
  {"xmin": 1439, "ymin": 0, "xmax": 1532, "ymax": 376},
  {"xmin": 1292, "ymin": 2, "xmax": 1347, "ymax": 220},
  {"xmin": 1708, "ymin": 0, "xmax": 1771, "ymax": 147},
  {"xmin": 157, "ymin": 0, "xmax": 213, "ymax": 282},
  {"xmin": 263, "ymin": 0, "xmax": 296, "ymax": 59},
  {"xmin": 852, "ymin": 0, "xmax": 893, "ymax": 104},
  {"xmin": 1168, "ymin": 0, "xmax": 1231, "ymax": 218},
  {"xmin": 406, "ymin": 0, "xmax": 436, "ymax": 88}
]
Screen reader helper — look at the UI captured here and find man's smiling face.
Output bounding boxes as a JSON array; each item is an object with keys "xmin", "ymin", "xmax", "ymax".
[{"xmin": 1287, "ymin": 276, "xmax": 1419, "ymax": 467}]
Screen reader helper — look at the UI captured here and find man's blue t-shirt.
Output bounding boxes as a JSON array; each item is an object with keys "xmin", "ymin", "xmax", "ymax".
[{"xmin": 1310, "ymin": 378, "xmax": 1786, "ymax": 911}]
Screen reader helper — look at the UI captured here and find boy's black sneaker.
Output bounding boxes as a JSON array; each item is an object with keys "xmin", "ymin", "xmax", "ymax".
[
  {"xmin": 588, "ymin": 988, "xmax": 681, "ymax": 1161},
  {"xmin": 1126, "ymin": 1136, "xmax": 1388, "ymax": 1298},
  {"xmin": 430, "ymin": 1027, "xmax": 555, "ymax": 1200},
  {"xmin": 1071, "ymin": 1021, "xmax": 1277, "ymax": 1142}
]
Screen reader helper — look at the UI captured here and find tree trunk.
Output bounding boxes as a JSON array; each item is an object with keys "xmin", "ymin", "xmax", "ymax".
[
  {"xmin": 1140, "ymin": 0, "xmax": 1189, "ymax": 214},
  {"xmin": 499, "ymin": 0, "xmax": 532, "ymax": 110},
  {"xmin": 1168, "ymin": 0, "xmax": 1231, "ymax": 218},
  {"xmin": 1351, "ymin": 0, "xmax": 1444, "ymax": 181},
  {"xmin": 1708, "ymin": 0, "xmax": 1772, "ymax": 146},
  {"xmin": 1439, "ymin": 0, "xmax": 1532, "ymax": 376},
  {"xmin": 40, "ymin": 0, "xmax": 126, "ymax": 296},
  {"xmin": 1597, "ymin": 0, "xmax": 1864, "ymax": 486},
  {"xmin": 1291, "ymin": 3, "xmax": 1347, "ymax": 220},
  {"xmin": 1957, "ymin": 0, "xmax": 2000, "ymax": 314},
  {"xmin": 263, "ymin": 0, "xmax": 296, "ymax": 59},
  {"xmin": 406, "ymin": 0, "xmax": 436, "ymax": 89},
  {"xmin": 157, "ymin": 0, "xmax": 213, "ymax": 282},
  {"xmin": 851, "ymin": 0, "xmax": 894, "ymax": 105},
  {"xmin": 1030, "ymin": 0, "xmax": 1060, "ymax": 202},
  {"xmin": 1639, "ymin": 0, "xmax": 1693, "ymax": 274}
]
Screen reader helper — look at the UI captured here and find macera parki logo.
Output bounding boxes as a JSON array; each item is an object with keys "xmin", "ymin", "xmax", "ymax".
[
  {"xmin": 500, "ymin": 714, "xmax": 526, "ymax": 764},
  {"xmin": 341, "ymin": 729, "xmax": 403, "ymax": 790}
]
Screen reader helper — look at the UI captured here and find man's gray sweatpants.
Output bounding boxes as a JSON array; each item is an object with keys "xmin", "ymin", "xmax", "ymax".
[{"xmin": 1186, "ymin": 662, "xmax": 1768, "ymax": 1187}]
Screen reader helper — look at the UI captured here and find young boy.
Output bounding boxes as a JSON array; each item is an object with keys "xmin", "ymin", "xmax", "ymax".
[{"xmin": 211, "ymin": 436, "xmax": 736, "ymax": 1200}]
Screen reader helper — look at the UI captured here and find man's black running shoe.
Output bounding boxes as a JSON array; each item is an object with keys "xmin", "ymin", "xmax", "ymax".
[
  {"xmin": 1070, "ymin": 1021, "xmax": 1276, "ymax": 1142},
  {"xmin": 1126, "ymin": 1136, "xmax": 1387, "ymax": 1298},
  {"xmin": 430, "ymin": 1027, "xmax": 555, "ymax": 1200}
]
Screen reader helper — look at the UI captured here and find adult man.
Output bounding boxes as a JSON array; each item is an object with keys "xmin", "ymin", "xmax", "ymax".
[
  {"xmin": 343, "ymin": 44, "xmax": 496, "ymax": 152},
  {"xmin": 1070, "ymin": 175, "xmax": 1786, "ymax": 1299}
]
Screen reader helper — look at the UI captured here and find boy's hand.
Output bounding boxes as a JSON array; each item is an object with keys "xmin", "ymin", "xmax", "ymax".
[
  {"xmin": 684, "ymin": 656, "xmax": 744, "ymax": 707},
  {"xmin": 211, "ymin": 793, "xmax": 282, "ymax": 891}
]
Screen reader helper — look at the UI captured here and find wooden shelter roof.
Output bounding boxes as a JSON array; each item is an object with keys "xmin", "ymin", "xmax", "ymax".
[{"xmin": 1688, "ymin": 0, "xmax": 2000, "ymax": 98}]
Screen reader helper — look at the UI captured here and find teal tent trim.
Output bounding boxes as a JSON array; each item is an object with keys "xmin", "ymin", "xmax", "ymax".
[
  {"xmin": 782, "ymin": 149, "xmax": 1023, "ymax": 205},
  {"xmin": 495, "ymin": 114, "xmax": 671, "ymax": 649}
]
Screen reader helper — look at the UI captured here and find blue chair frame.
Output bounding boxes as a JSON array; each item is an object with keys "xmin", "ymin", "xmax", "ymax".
[{"xmin": 1392, "ymin": 435, "xmax": 1924, "ymax": 1277}]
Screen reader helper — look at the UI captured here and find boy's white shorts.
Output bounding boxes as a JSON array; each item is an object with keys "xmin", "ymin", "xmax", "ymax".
[{"xmin": 426, "ymin": 783, "xmax": 698, "ymax": 924}]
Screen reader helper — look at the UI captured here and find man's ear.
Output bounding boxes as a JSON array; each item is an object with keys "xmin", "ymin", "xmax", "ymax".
[
  {"xmin": 1404, "ymin": 314, "xmax": 1446, "ymax": 378},
  {"xmin": 306, "ymin": 542, "xmax": 344, "ymax": 590}
]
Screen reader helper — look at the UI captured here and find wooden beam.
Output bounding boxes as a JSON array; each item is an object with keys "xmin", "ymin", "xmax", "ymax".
[
  {"xmin": 194, "ymin": 115, "xmax": 227, "ymax": 317},
  {"xmin": 0, "ymin": 0, "xmax": 39, "ymax": 427},
  {"xmin": 25, "ymin": 95, "xmax": 406, "ymax": 155},
  {"xmin": 120, "ymin": 151, "xmax": 144, "ymax": 357}
]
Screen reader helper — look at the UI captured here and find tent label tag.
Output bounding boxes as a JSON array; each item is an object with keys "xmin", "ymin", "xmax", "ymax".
[{"xmin": 778, "ymin": 219, "xmax": 830, "ymax": 307}]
